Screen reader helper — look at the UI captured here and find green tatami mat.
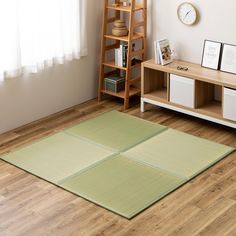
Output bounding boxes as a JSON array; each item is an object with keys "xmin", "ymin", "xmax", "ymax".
[
  {"xmin": 61, "ymin": 155, "xmax": 186, "ymax": 219},
  {"xmin": 124, "ymin": 129, "xmax": 235, "ymax": 179},
  {"xmin": 65, "ymin": 110, "xmax": 166, "ymax": 151},
  {"xmin": 1, "ymin": 133, "xmax": 114, "ymax": 183},
  {"xmin": 1, "ymin": 111, "xmax": 234, "ymax": 220}
]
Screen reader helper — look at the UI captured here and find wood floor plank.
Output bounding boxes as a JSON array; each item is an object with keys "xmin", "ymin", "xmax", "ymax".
[
  {"xmin": 197, "ymin": 204, "xmax": 236, "ymax": 236},
  {"xmin": 225, "ymin": 226, "xmax": 236, "ymax": 236},
  {"xmin": 190, "ymin": 167, "xmax": 236, "ymax": 209},
  {"xmin": 0, "ymin": 99, "xmax": 235, "ymax": 236},
  {"xmin": 169, "ymin": 197, "xmax": 235, "ymax": 236}
]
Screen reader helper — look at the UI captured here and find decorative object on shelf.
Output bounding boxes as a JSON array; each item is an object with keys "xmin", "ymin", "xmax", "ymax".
[
  {"xmin": 98, "ymin": 0, "xmax": 147, "ymax": 110},
  {"xmin": 114, "ymin": 19, "xmax": 126, "ymax": 28},
  {"xmin": 112, "ymin": 20, "xmax": 128, "ymax": 37},
  {"xmin": 105, "ymin": 76, "xmax": 125, "ymax": 93},
  {"xmin": 156, "ymin": 39, "xmax": 173, "ymax": 66},
  {"xmin": 154, "ymin": 40, "xmax": 178, "ymax": 65},
  {"xmin": 122, "ymin": 0, "xmax": 130, "ymax": 7},
  {"xmin": 112, "ymin": 0, "xmax": 130, "ymax": 7},
  {"xmin": 112, "ymin": 27, "xmax": 129, "ymax": 37},
  {"xmin": 177, "ymin": 2, "xmax": 198, "ymax": 26},
  {"xmin": 177, "ymin": 66, "xmax": 188, "ymax": 71},
  {"xmin": 112, "ymin": 3, "xmax": 119, "ymax": 7},
  {"xmin": 220, "ymin": 43, "xmax": 236, "ymax": 75},
  {"xmin": 201, "ymin": 40, "xmax": 222, "ymax": 70}
]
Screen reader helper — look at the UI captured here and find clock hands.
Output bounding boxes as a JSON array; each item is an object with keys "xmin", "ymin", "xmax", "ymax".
[{"xmin": 184, "ymin": 10, "xmax": 192, "ymax": 20}]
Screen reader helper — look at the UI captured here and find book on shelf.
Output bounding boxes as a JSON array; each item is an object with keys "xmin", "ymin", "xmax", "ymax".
[
  {"xmin": 154, "ymin": 41, "xmax": 161, "ymax": 64},
  {"xmin": 115, "ymin": 43, "xmax": 136, "ymax": 68},
  {"xmin": 154, "ymin": 39, "xmax": 173, "ymax": 66},
  {"xmin": 115, "ymin": 48, "xmax": 122, "ymax": 67},
  {"xmin": 121, "ymin": 43, "xmax": 128, "ymax": 67}
]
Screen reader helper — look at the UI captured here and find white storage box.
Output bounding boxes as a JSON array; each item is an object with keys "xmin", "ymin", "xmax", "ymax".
[
  {"xmin": 223, "ymin": 87, "xmax": 236, "ymax": 122},
  {"xmin": 170, "ymin": 74, "xmax": 195, "ymax": 108}
]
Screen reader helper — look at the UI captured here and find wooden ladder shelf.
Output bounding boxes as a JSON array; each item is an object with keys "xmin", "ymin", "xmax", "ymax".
[{"xmin": 98, "ymin": 0, "xmax": 147, "ymax": 110}]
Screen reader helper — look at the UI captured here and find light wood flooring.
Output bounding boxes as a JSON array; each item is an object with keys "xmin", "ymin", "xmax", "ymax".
[{"xmin": 0, "ymin": 99, "xmax": 235, "ymax": 236}]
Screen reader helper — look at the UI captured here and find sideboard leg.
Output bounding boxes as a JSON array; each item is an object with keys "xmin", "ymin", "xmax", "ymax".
[{"xmin": 141, "ymin": 98, "xmax": 145, "ymax": 112}]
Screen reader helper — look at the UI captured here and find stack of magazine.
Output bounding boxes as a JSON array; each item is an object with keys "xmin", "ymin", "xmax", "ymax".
[
  {"xmin": 154, "ymin": 39, "xmax": 173, "ymax": 66},
  {"xmin": 115, "ymin": 43, "xmax": 135, "ymax": 68}
]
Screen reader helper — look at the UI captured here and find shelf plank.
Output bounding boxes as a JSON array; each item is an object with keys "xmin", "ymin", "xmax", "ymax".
[
  {"xmin": 142, "ymin": 95, "xmax": 236, "ymax": 128},
  {"xmin": 103, "ymin": 61, "xmax": 126, "ymax": 71},
  {"xmin": 103, "ymin": 60, "xmax": 142, "ymax": 71},
  {"xmin": 101, "ymin": 87, "xmax": 140, "ymax": 99},
  {"xmin": 142, "ymin": 91, "xmax": 228, "ymax": 122},
  {"xmin": 104, "ymin": 33, "xmax": 144, "ymax": 42},
  {"xmin": 197, "ymin": 101, "xmax": 222, "ymax": 118},
  {"xmin": 107, "ymin": 4, "xmax": 144, "ymax": 12},
  {"xmin": 144, "ymin": 89, "xmax": 168, "ymax": 102}
]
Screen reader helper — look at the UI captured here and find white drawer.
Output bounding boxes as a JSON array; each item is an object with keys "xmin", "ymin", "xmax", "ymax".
[
  {"xmin": 223, "ymin": 87, "xmax": 236, "ymax": 122},
  {"xmin": 170, "ymin": 74, "xmax": 195, "ymax": 108}
]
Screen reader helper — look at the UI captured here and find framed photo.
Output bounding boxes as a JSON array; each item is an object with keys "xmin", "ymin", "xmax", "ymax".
[
  {"xmin": 157, "ymin": 39, "xmax": 173, "ymax": 66},
  {"xmin": 201, "ymin": 40, "xmax": 222, "ymax": 70},
  {"xmin": 220, "ymin": 43, "xmax": 236, "ymax": 74}
]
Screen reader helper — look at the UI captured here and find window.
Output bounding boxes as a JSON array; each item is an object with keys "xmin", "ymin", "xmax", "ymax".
[{"xmin": 0, "ymin": 0, "xmax": 87, "ymax": 81}]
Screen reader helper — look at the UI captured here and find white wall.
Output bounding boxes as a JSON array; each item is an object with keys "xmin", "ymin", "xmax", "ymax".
[
  {"xmin": 152, "ymin": 0, "xmax": 236, "ymax": 63},
  {"xmin": 2, "ymin": 0, "xmax": 235, "ymax": 133},
  {"xmin": 0, "ymin": 0, "xmax": 102, "ymax": 134}
]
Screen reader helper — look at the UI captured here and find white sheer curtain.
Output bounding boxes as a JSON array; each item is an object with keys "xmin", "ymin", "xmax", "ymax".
[{"xmin": 0, "ymin": 0, "xmax": 87, "ymax": 81}]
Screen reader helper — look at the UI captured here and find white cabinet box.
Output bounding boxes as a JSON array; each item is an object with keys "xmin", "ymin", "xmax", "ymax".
[
  {"xmin": 223, "ymin": 88, "xmax": 236, "ymax": 122},
  {"xmin": 170, "ymin": 74, "xmax": 195, "ymax": 108}
]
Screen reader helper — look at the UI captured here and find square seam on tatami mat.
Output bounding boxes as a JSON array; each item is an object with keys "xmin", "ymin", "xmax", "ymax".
[
  {"xmin": 1, "ymin": 133, "xmax": 114, "ymax": 184},
  {"xmin": 64, "ymin": 110, "xmax": 167, "ymax": 152},
  {"xmin": 123, "ymin": 129, "xmax": 235, "ymax": 179},
  {"xmin": 60, "ymin": 155, "xmax": 186, "ymax": 219}
]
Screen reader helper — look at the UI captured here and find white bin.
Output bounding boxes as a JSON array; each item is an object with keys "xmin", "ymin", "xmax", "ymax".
[
  {"xmin": 170, "ymin": 74, "xmax": 195, "ymax": 108},
  {"xmin": 223, "ymin": 87, "xmax": 236, "ymax": 122}
]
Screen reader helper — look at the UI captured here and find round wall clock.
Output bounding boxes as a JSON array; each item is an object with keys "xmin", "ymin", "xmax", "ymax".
[{"xmin": 177, "ymin": 2, "xmax": 198, "ymax": 26}]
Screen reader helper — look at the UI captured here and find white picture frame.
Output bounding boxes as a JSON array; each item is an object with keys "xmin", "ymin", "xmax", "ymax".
[
  {"xmin": 201, "ymin": 40, "xmax": 222, "ymax": 70},
  {"xmin": 220, "ymin": 44, "xmax": 236, "ymax": 74},
  {"xmin": 157, "ymin": 39, "xmax": 173, "ymax": 66}
]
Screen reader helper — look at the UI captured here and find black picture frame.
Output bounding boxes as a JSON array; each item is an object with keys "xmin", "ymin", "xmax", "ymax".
[
  {"xmin": 201, "ymin": 40, "xmax": 222, "ymax": 70},
  {"xmin": 220, "ymin": 43, "xmax": 236, "ymax": 75}
]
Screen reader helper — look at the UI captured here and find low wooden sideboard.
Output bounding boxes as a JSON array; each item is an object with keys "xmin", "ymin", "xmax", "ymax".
[{"xmin": 141, "ymin": 59, "xmax": 236, "ymax": 129}]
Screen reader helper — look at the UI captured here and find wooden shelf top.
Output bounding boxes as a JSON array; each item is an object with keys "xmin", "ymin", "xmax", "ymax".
[
  {"xmin": 103, "ymin": 60, "xmax": 142, "ymax": 71},
  {"xmin": 197, "ymin": 101, "xmax": 222, "ymax": 118},
  {"xmin": 101, "ymin": 87, "xmax": 140, "ymax": 99},
  {"xmin": 103, "ymin": 61, "xmax": 126, "ymax": 71},
  {"xmin": 145, "ymin": 89, "xmax": 168, "ymax": 103},
  {"xmin": 143, "ymin": 59, "xmax": 236, "ymax": 89},
  {"xmin": 104, "ymin": 32, "xmax": 143, "ymax": 42},
  {"xmin": 107, "ymin": 4, "xmax": 144, "ymax": 12}
]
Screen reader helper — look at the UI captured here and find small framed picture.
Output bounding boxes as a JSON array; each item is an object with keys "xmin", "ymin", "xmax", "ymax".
[
  {"xmin": 201, "ymin": 40, "xmax": 222, "ymax": 70},
  {"xmin": 220, "ymin": 43, "xmax": 236, "ymax": 74}
]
